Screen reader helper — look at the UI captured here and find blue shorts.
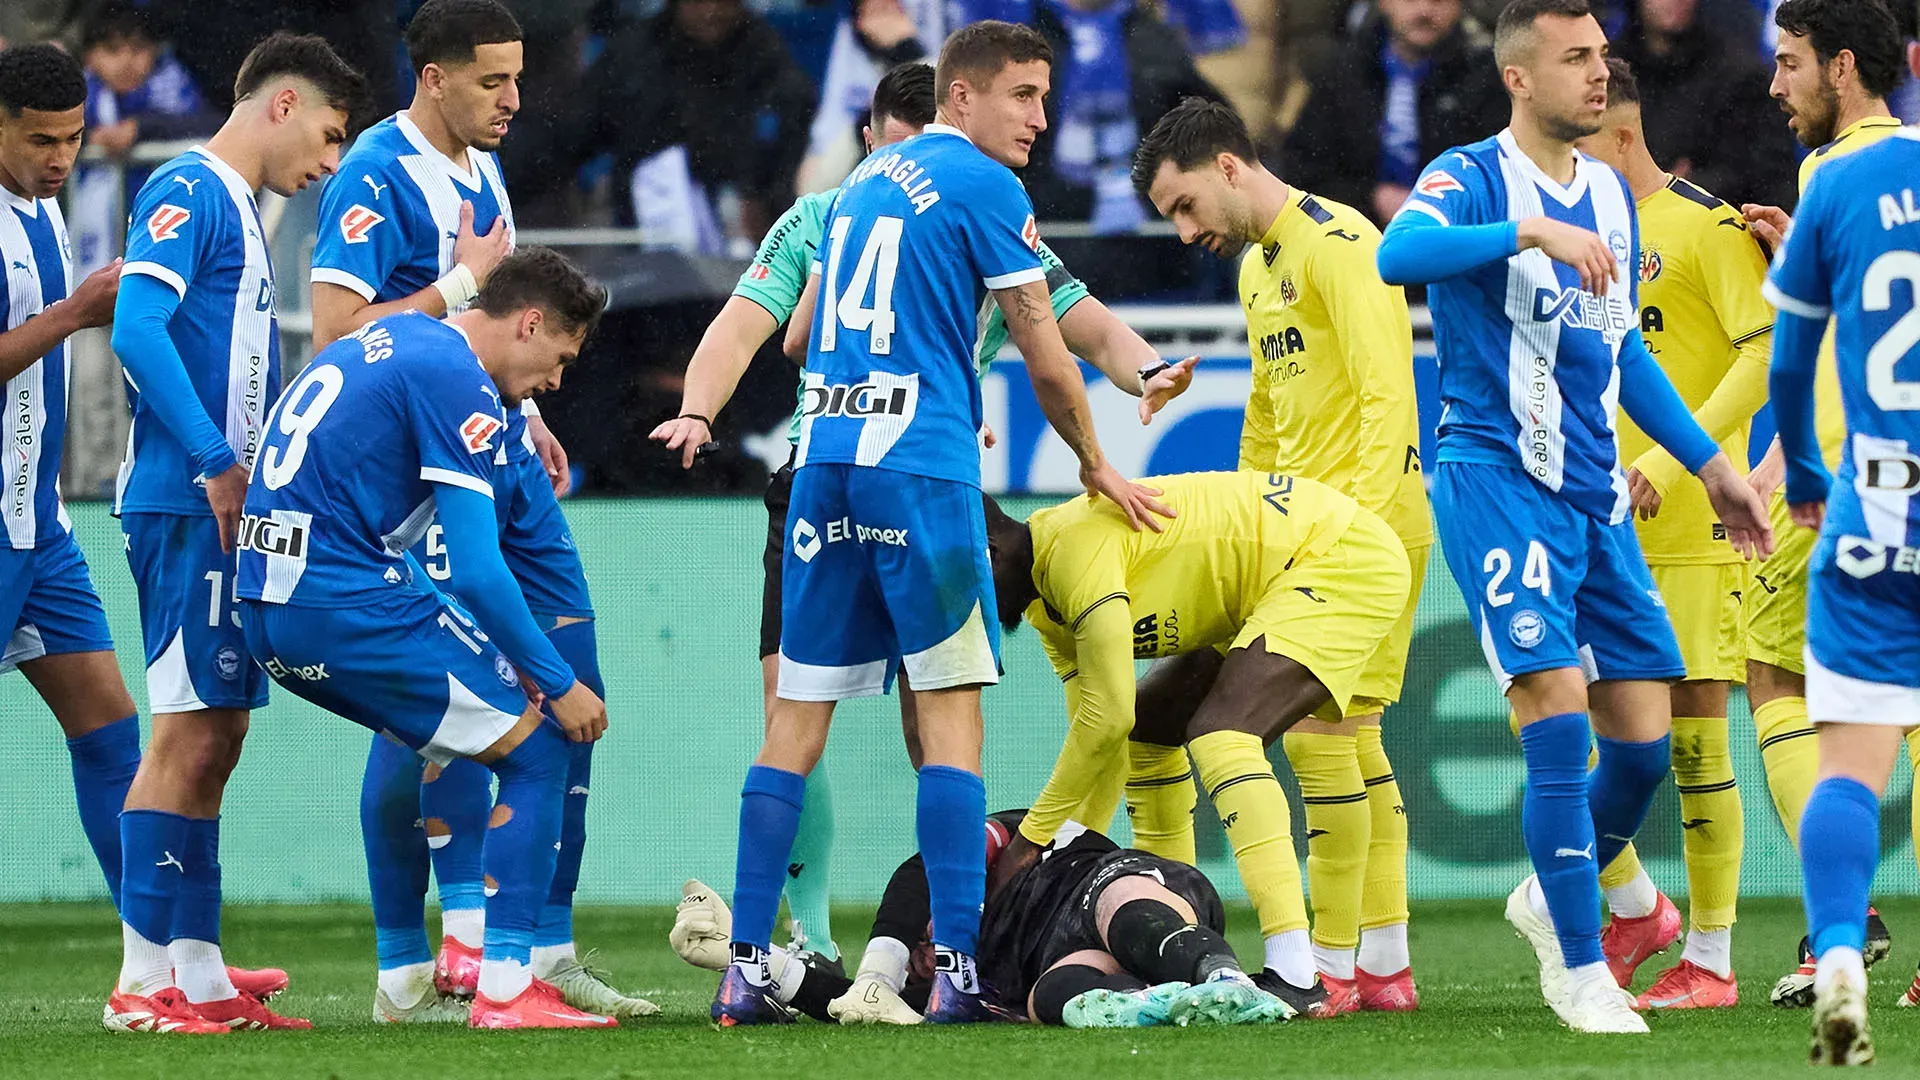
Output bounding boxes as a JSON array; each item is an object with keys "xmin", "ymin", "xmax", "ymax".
[
  {"xmin": 0, "ymin": 530, "xmax": 115, "ymax": 673},
  {"xmin": 1805, "ymin": 534, "xmax": 1920, "ymax": 726},
  {"xmin": 124, "ymin": 512, "xmax": 268, "ymax": 712},
  {"xmin": 1433, "ymin": 462, "xmax": 1684, "ymax": 689},
  {"xmin": 241, "ymin": 589, "xmax": 532, "ymax": 764},
  {"xmin": 413, "ymin": 455, "xmax": 593, "ymax": 619},
  {"xmin": 778, "ymin": 464, "xmax": 1000, "ymax": 700}
]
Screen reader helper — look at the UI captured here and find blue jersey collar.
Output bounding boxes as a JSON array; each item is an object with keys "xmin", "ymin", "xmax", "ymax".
[
  {"xmin": 923, "ymin": 123, "xmax": 972, "ymax": 144},
  {"xmin": 188, "ymin": 144, "xmax": 255, "ymax": 200},
  {"xmin": 1496, "ymin": 128, "xmax": 1589, "ymax": 209},
  {"xmin": 0, "ymin": 182, "xmax": 38, "ymax": 217},
  {"xmin": 394, "ymin": 111, "xmax": 484, "ymax": 192}
]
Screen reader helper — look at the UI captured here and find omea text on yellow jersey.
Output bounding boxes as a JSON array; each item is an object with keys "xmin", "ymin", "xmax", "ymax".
[{"xmin": 1236, "ymin": 187, "xmax": 1431, "ymax": 548}]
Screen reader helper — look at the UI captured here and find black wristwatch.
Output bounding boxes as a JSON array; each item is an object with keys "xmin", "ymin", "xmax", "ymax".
[{"xmin": 1137, "ymin": 360, "xmax": 1173, "ymax": 391}]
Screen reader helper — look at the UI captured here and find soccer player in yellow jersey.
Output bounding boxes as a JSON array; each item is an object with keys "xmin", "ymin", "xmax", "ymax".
[
  {"xmin": 1573, "ymin": 58, "xmax": 1775, "ymax": 1009},
  {"xmin": 1128, "ymin": 96, "xmax": 1432, "ymax": 1015},
  {"xmin": 1734, "ymin": 0, "xmax": 1909, "ymax": 1006},
  {"xmin": 983, "ymin": 471, "xmax": 1412, "ymax": 1019}
]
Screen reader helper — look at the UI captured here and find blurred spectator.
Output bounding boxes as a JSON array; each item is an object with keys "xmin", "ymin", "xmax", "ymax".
[
  {"xmin": 1612, "ymin": 0, "xmax": 1793, "ymax": 208},
  {"xmin": 79, "ymin": 1, "xmax": 217, "ymax": 157},
  {"xmin": 0, "ymin": 0, "xmax": 71, "ymax": 51},
  {"xmin": 574, "ymin": 0, "xmax": 814, "ymax": 253},
  {"xmin": 798, "ymin": 0, "xmax": 947, "ymax": 193},
  {"xmin": 138, "ymin": 0, "xmax": 400, "ymax": 119},
  {"xmin": 1020, "ymin": 0, "xmax": 1223, "ymax": 230},
  {"xmin": 1284, "ymin": 0, "xmax": 1505, "ymax": 226}
]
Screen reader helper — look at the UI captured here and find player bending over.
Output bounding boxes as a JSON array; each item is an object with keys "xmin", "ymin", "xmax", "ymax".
[
  {"xmin": 674, "ymin": 811, "xmax": 1287, "ymax": 1027},
  {"xmin": 107, "ymin": 32, "xmax": 366, "ymax": 1034},
  {"xmin": 240, "ymin": 250, "xmax": 616, "ymax": 1030},
  {"xmin": 985, "ymin": 470, "xmax": 1412, "ymax": 1019},
  {"xmin": 1131, "ymin": 96, "xmax": 1431, "ymax": 1014},
  {"xmin": 1374, "ymin": 0, "xmax": 1770, "ymax": 1034},
  {"xmin": 649, "ymin": 60, "xmax": 1193, "ymax": 970}
]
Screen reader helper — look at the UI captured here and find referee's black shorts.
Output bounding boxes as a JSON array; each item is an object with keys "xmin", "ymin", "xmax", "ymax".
[{"xmin": 759, "ymin": 449, "xmax": 798, "ymax": 659}]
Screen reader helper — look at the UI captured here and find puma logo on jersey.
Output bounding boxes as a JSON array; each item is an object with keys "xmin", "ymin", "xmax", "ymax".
[
  {"xmin": 171, "ymin": 175, "xmax": 200, "ymax": 194},
  {"xmin": 146, "ymin": 204, "xmax": 191, "ymax": 242},
  {"xmin": 340, "ymin": 205, "xmax": 385, "ymax": 244},
  {"xmin": 460, "ymin": 411, "xmax": 504, "ymax": 453},
  {"xmin": 363, "ymin": 176, "xmax": 388, "ymax": 200}
]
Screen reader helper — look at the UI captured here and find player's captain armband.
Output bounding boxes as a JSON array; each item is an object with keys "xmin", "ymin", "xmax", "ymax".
[{"xmin": 433, "ymin": 263, "xmax": 479, "ymax": 311}]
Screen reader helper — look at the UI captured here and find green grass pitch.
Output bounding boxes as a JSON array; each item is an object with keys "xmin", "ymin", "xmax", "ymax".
[{"xmin": 4, "ymin": 898, "xmax": 1917, "ymax": 1078}]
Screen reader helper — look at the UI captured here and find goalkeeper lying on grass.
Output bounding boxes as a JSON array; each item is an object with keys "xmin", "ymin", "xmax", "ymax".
[{"xmin": 671, "ymin": 810, "xmax": 1290, "ymax": 1027}]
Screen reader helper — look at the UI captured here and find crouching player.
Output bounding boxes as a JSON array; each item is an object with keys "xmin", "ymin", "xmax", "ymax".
[
  {"xmin": 986, "ymin": 470, "xmax": 1411, "ymax": 1018},
  {"xmin": 672, "ymin": 810, "xmax": 1286, "ymax": 1026},
  {"xmin": 238, "ymin": 250, "xmax": 617, "ymax": 1030}
]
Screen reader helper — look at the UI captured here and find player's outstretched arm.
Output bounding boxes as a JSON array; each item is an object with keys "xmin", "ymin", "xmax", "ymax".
[
  {"xmin": 998, "ymin": 279, "xmax": 1172, "ymax": 531},
  {"xmin": 1378, "ymin": 210, "xmax": 1616, "ymax": 294},
  {"xmin": 1766, "ymin": 307, "xmax": 1831, "ymax": 530},
  {"xmin": 310, "ymin": 201, "xmax": 509, "ymax": 350},
  {"xmin": 1057, "ymin": 296, "xmax": 1199, "ymax": 424},
  {"xmin": 1020, "ymin": 602, "xmax": 1138, "ymax": 851},
  {"xmin": 648, "ymin": 295, "xmax": 782, "ymax": 469},
  {"xmin": 783, "ymin": 272, "xmax": 820, "ymax": 363},
  {"xmin": 0, "ymin": 259, "xmax": 119, "ymax": 383}
]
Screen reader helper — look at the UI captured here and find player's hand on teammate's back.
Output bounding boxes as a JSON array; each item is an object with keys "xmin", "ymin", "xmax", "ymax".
[
  {"xmin": 648, "ymin": 415, "xmax": 711, "ymax": 469},
  {"xmin": 1747, "ymin": 439, "xmax": 1785, "ymax": 504},
  {"xmin": 1139, "ymin": 356, "xmax": 1201, "ymax": 425},
  {"xmin": 1082, "ymin": 458, "xmax": 1174, "ymax": 533},
  {"xmin": 1517, "ymin": 216, "xmax": 1617, "ymax": 296},
  {"xmin": 549, "ymin": 681, "xmax": 608, "ymax": 742},
  {"xmin": 63, "ymin": 259, "xmax": 122, "ymax": 328},
  {"xmin": 1740, "ymin": 204, "xmax": 1791, "ymax": 252},
  {"xmin": 527, "ymin": 414, "xmax": 571, "ymax": 496},
  {"xmin": 1626, "ymin": 467, "xmax": 1662, "ymax": 520},
  {"xmin": 987, "ymin": 831, "xmax": 1043, "ymax": 896},
  {"xmin": 204, "ymin": 462, "xmax": 250, "ymax": 552},
  {"xmin": 453, "ymin": 200, "xmax": 510, "ymax": 285},
  {"xmin": 1697, "ymin": 453, "xmax": 1775, "ymax": 560}
]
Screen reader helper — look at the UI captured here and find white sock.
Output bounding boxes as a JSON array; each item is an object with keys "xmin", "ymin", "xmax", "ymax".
[
  {"xmin": 855, "ymin": 936, "xmax": 912, "ymax": 993},
  {"xmin": 1312, "ymin": 942, "xmax": 1356, "ymax": 981},
  {"xmin": 378, "ymin": 961, "xmax": 436, "ymax": 1009},
  {"xmin": 1527, "ymin": 877, "xmax": 1552, "ymax": 921},
  {"xmin": 1604, "ymin": 869, "xmax": 1659, "ymax": 920},
  {"xmin": 768, "ymin": 946, "xmax": 804, "ymax": 1004},
  {"xmin": 169, "ymin": 938, "xmax": 236, "ymax": 1004},
  {"xmin": 1262, "ymin": 929, "xmax": 1314, "ymax": 987},
  {"xmin": 530, "ymin": 942, "xmax": 577, "ymax": 977},
  {"xmin": 477, "ymin": 957, "xmax": 533, "ymax": 1001},
  {"xmin": 1681, "ymin": 927, "xmax": 1732, "ymax": 978},
  {"xmin": 1814, "ymin": 946, "xmax": 1866, "ymax": 996},
  {"xmin": 117, "ymin": 923, "xmax": 174, "ymax": 996},
  {"xmin": 1568, "ymin": 959, "xmax": 1613, "ymax": 986},
  {"xmin": 442, "ymin": 909, "xmax": 485, "ymax": 949},
  {"xmin": 1358, "ymin": 923, "xmax": 1410, "ymax": 975}
]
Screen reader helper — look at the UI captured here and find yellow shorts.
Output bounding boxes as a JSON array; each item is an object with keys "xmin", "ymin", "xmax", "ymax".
[
  {"xmin": 1238, "ymin": 509, "xmax": 1411, "ymax": 721},
  {"xmin": 1746, "ymin": 489, "xmax": 1813, "ymax": 675},
  {"xmin": 1346, "ymin": 543, "xmax": 1430, "ymax": 716},
  {"xmin": 1648, "ymin": 562, "xmax": 1746, "ymax": 683}
]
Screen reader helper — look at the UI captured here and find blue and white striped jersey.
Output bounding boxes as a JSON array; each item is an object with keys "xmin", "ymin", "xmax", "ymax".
[
  {"xmin": 0, "ymin": 185, "xmax": 74, "ymax": 548},
  {"xmin": 115, "ymin": 146, "xmax": 279, "ymax": 515},
  {"xmin": 1399, "ymin": 130, "xmax": 1642, "ymax": 523}
]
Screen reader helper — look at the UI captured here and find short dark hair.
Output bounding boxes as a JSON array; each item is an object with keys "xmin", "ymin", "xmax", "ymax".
[
  {"xmin": 1493, "ymin": 0, "xmax": 1594, "ymax": 68},
  {"xmin": 406, "ymin": 0, "xmax": 523, "ymax": 77},
  {"xmin": 871, "ymin": 62, "xmax": 935, "ymax": 130},
  {"xmin": 1776, "ymin": 0, "xmax": 1906, "ymax": 98},
  {"xmin": 0, "ymin": 44, "xmax": 87, "ymax": 117},
  {"xmin": 935, "ymin": 20, "xmax": 1052, "ymax": 105},
  {"xmin": 80, "ymin": 1, "xmax": 153, "ymax": 53},
  {"xmin": 233, "ymin": 32, "xmax": 368, "ymax": 116},
  {"xmin": 475, "ymin": 247, "xmax": 610, "ymax": 344},
  {"xmin": 1603, "ymin": 57, "xmax": 1639, "ymax": 106},
  {"xmin": 1129, "ymin": 96, "xmax": 1256, "ymax": 199}
]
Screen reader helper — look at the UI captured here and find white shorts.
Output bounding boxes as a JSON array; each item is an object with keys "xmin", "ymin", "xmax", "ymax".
[{"xmin": 1806, "ymin": 651, "xmax": 1920, "ymax": 729}]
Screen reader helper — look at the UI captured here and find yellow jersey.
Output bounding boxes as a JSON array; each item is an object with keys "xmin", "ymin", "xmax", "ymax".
[
  {"xmin": 1617, "ymin": 176, "xmax": 1774, "ymax": 564},
  {"xmin": 1237, "ymin": 188, "xmax": 1432, "ymax": 549},
  {"xmin": 1018, "ymin": 472, "xmax": 1359, "ymax": 843},
  {"xmin": 1801, "ymin": 116, "xmax": 1905, "ymax": 467}
]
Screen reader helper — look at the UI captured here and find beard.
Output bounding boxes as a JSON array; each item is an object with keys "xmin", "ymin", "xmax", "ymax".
[
  {"xmin": 1542, "ymin": 109, "xmax": 1604, "ymax": 144},
  {"xmin": 1789, "ymin": 79, "xmax": 1841, "ymax": 148}
]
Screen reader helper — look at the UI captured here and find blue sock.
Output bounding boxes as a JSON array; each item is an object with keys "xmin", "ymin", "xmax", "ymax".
[
  {"xmin": 1588, "ymin": 733, "xmax": 1671, "ymax": 870},
  {"xmin": 1802, "ymin": 777, "xmax": 1880, "ymax": 958},
  {"xmin": 536, "ymin": 618, "xmax": 600, "ymax": 948},
  {"xmin": 66, "ymin": 715, "xmax": 140, "ymax": 908},
  {"xmin": 423, "ymin": 758, "xmax": 492, "ymax": 920},
  {"xmin": 479, "ymin": 722, "xmax": 569, "ymax": 971},
  {"xmin": 171, "ymin": 817, "xmax": 221, "ymax": 945},
  {"xmin": 118, "ymin": 809, "xmax": 190, "ymax": 943},
  {"xmin": 731, "ymin": 765, "xmax": 806, "ymax": 953},
  {"xmin": 1518, "ymin": 712, "xmax": 1603, "ymax": 968},
  {"xmin": 917, "ymin": 764, "xmax": 987, "ymax": 957},
  {"xmin": 361, "ymin": 736, "xmax": 432, "ymax": 970}
]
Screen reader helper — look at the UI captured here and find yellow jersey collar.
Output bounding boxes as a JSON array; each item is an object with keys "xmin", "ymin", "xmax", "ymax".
[{"xmin": 1256, "ymin": 190, "xmax": 1299, "ymax": 264}]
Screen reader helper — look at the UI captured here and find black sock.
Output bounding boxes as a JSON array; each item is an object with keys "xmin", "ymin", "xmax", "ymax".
[
  {"xmin": 1030, "ymin": 964, "xmax": 1149, "ymax": 1025},
  {"xmin": 783, "ymin": 960, "xmax": 853, "ymax": 1023},
  {"xmin": 1106, "ymin": 898, "xmax": 1240, "ymax": 985}
]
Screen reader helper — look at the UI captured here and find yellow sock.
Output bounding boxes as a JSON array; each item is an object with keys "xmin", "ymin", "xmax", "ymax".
[
  {"xmin": 1125, "ymin": 741, "xmax": 1197, "ymax": 865},
  {"xmin": 1190, "ymin": 729, "xmax": 1309, "ymax": 938},
  {"xmin": 1754, "ymin": 696, "xmax": 1818, "ymax": 848},
  {"xmin": 1906, "ymin": 729, "xmax": 1920, "ymax": 874},
  {"xmin": 1355, "ymin": 725, "xmax": 1408, "ymax": 931},
  {"xmin": 1282, "ymin": 731, "xmax": 1369, "ymax": 951},
  {"xmin": 1671, "ymin": 716, "xmax": 1742, "ymax": 931}
]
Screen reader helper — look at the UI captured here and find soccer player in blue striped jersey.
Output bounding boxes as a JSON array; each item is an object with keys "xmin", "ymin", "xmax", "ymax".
[
  {"xmin": 1375, "ymin": 0, "xmax": 1771, "ymax": 1034},
  {"xmin": 0, "ymin": 43, "xmax": 161, "ymax": 1027},
  {"xmin": 1766, "ymin": 84, "xmax": 1920, "ymax": 1066},
  {"xmin": 106, "ymin": 32, "xmax": 364, "ymax": 1033}
]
